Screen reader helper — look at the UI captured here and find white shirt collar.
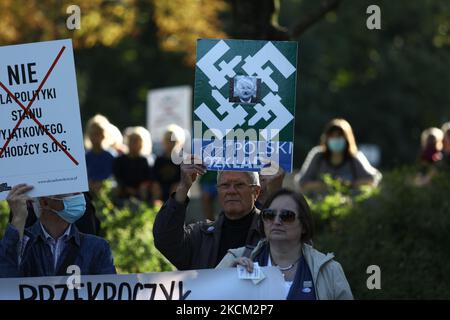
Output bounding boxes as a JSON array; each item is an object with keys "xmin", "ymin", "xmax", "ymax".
[{"xmin": 40, "ymin": 222, "xmax": 72, "ymax": 242}]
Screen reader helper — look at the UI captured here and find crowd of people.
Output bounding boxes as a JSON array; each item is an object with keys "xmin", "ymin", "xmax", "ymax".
[
  {"xmin": 1, "ymin": 115, "xmax": 449, "ymax": 300},
  {"xmin": 84, "ymin": 114, "xmax": 184, "ymax": 205}
]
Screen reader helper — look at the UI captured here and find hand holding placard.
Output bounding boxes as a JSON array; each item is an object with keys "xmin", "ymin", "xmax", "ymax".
[
  {"xmin": 175, "ymin": 154, "xmax": 207, "ymax": 203},
  {"xmin": 6, "ymin": 184, "xmax": 33, "ymax": 239}
]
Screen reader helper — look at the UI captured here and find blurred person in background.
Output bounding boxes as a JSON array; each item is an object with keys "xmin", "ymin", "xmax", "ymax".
[
  {"xmin": 296, "ymin": 118, "xmax": 382, "ymax": 194},
  {"xmin": 439, "ymin": 122, "xmax": 450, "ymax": 169},
  {"xmin": 414, "ymin": 127, "xmax": 444, "ymax": 186},
  {"xmin": 84, "ymin": 114, "xmax": 116, "ymax": 195},
  {"xmin": 419, "ymin": 127, "xmax": 443, "ymax": 165},
  {"xmin": 257, "ymin": 160, "xmax": 285, "ymax": 210},
  {"xmin": 108, "ymin": 123, "xmax": 128, "ymax": 156},
  {"xmin": 112, "ymin": 126, "xmax": 154, "ymax": 202}
]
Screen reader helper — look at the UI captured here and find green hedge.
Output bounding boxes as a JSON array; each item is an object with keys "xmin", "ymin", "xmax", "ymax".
[
  {"xmin": 1, "ymin": 169, "xmax": 449, "ymax": 298},
  {"xmin": 312, "ymin": 168, "xmax": 450, "ymax": 299},
  {"xmin": 93, "ymin": 184, "xmax": 175, "ymax": 274}
]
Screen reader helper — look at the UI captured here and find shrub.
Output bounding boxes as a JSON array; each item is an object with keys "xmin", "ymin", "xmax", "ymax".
[
  {"xmin": 93, "ymin": 183, "xmax": 175, "ymax": 274},
  {"xmin": 307, "ymin": 174, "xmax": 379, "ymax": 234},
  {"xmin": 313, "ymin": 168, "xmax": 450, "ymax": 299}
]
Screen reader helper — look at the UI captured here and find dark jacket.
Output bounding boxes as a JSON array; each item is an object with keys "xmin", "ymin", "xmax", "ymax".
[
  {"xmin": 0, "ymin": 222, "xmax": 116, "ymax": 278},
  {"xmin": 153, "ymin": 193, "xmax": 263, "ymax": 270},
  {"xmin": 8, "ymin": 192, "xmax": 101, "ymax": 236}
]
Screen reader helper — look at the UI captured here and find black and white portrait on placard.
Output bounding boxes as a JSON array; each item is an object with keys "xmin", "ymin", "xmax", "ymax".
[{"xmin": 229, "ymin": 75, "xmax": 261, "ymax": 104}]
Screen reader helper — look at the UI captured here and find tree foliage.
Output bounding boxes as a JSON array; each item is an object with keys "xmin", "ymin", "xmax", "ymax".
[
  {"xmin": 286, "ymin": 0, "xmax": 450, "ymax": 167},
  {"xmin": 0, "ymin": 0, "xmax": 448, "ymax": 165},
  {"xmin": 0, "ymin": 0, "xmax": 139, "ymax": 47}
]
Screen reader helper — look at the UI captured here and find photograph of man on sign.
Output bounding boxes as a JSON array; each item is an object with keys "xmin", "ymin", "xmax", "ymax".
[{"xmin": 229, "ymin": 76, "xmax": 261, "ymax": 104}]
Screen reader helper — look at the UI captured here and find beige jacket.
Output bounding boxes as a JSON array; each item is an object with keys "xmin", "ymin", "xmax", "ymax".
[{"xmin": 216, "ymin": 240, "xmax": 354, "ymax": 300}]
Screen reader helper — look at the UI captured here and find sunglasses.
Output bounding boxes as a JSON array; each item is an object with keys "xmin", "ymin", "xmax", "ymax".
[{"xmin": 261, "ymin": 209, "xmax": 297, "ymax": 223}]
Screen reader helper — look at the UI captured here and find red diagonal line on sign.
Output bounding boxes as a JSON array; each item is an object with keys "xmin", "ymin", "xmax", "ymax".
[{"xmin": 0, "ymin": 46, "xmax": 79, "ymax": 165}]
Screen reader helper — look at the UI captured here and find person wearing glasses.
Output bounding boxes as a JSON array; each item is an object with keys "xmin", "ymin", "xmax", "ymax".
[
  {"xmin": 0, "ymin": 184, "xmax": 116, "ymax": 277},
  {"xmin": 153, "ymin": 158, "xmax": 264, "ymax": 270},
  {"xmin": 217, "ymin": 189, "xmax": 353, "ymax": 300}
]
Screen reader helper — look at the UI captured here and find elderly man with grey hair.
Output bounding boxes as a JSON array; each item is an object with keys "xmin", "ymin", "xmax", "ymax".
[{"xmin": 153, "ymin": 159, "xmax": 263, "ymax": 270}]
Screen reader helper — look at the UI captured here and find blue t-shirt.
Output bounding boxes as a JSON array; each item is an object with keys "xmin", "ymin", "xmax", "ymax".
[{"xmin": 85, "ymin": 150, "xmax": 115, "ymax": 181}]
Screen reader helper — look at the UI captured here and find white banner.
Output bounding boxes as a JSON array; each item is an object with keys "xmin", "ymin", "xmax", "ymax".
[
  {"xmin": 147, "ymin": 85, "xmax": 192, "ymax": 145},
  {"xmin": 0, "ymin": 39, "xmax": 88, "ymax": 200},
  {"xmin": 0, "ymin": 267, "xmax": 285, "ymax": 300}
]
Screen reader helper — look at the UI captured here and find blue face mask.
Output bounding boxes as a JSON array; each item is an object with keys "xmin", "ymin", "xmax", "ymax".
[
  {"xmin": 48, "ymin": 194, "xmax": 86, "ymax": 224},
  {"xmin": 327, "ymin": 137, "xmax": 346, "ymax": 153}
]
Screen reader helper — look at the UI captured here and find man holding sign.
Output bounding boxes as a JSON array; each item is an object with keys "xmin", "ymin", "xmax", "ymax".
[
  {"xmin": 0, "ymin": 184, "xmax": 116, "ymax": 278},
  {"xmin": 155, "ymin": 38, "xmax": 298, "ymax": 270},
  {"xmin": 153, "ymin": 159, "xmax": 264, "ymax": 270}
]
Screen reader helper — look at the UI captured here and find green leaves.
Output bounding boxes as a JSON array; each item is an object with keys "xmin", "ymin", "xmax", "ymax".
[{"xmin": 313, "ymin": 168, "xmax": 450, "ymax": 299}]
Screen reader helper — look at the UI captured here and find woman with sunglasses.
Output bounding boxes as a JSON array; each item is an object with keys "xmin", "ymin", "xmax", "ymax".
[{"xmin": 217, "ymin": 188, "xmax": 353, "ymax": 300}]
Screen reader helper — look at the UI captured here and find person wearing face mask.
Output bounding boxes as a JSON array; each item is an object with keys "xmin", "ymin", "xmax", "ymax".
[
  {"xmin": 7, "ymin": 191, "xmax": 101, "ymax": 236},
  {"xmin": 112, "ymin": 126, "xmax": 155, "ymax": 202},
  {"xmin": 0, "ymin": 184, "xmax": 116, "ymax": 278},
  {"xmin": 296, "ymin": 118, "xmax": 382, "ymax": 194}
]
